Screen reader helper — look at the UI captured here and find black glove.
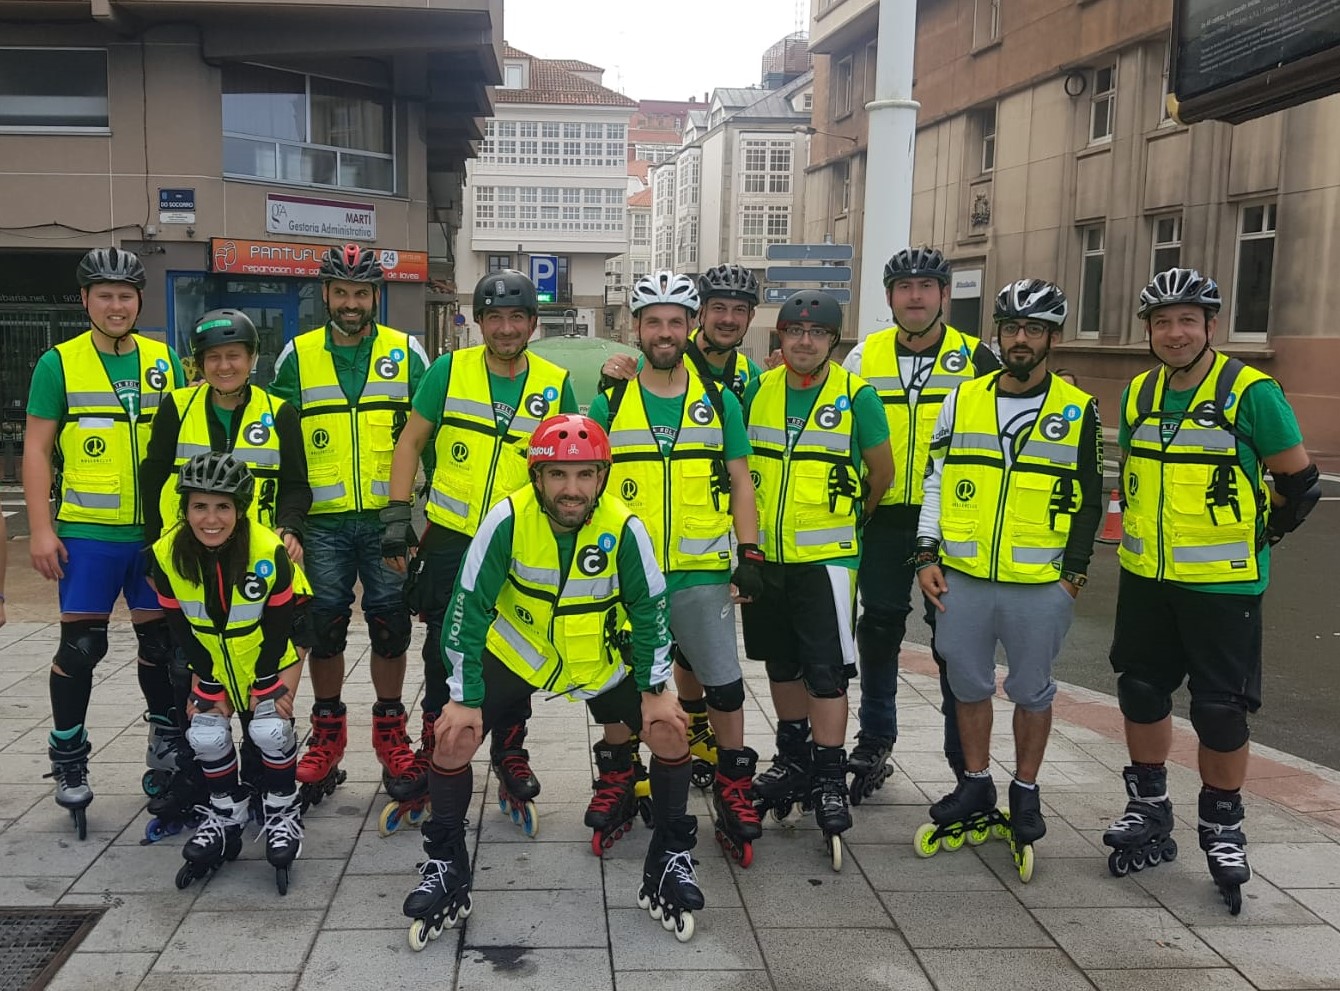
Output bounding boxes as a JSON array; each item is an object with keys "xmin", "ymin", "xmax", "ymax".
[
  {"xmin": 731, "ymin": 543, "xmax": 767, "ymax": 601},
  {"xmin": 379, "ymin": 500, "xmax": 418, "ymax": 560}
]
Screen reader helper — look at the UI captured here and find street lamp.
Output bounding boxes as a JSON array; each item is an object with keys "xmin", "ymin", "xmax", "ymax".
[{"xmin": 795, "ymin": 125, "xmax": 861, "ymax": 146}]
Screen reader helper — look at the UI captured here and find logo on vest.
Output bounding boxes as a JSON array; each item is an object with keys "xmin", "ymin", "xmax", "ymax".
[
  {"xmin": 815, "ymin": 404, "xmax": 844, "ymax": 430},
  {"xmin": 750, "ymin": 469, "xmax": 762, "ymax": 489},
  {"xmin": 1063, "ymin": 404, "xmax": 1082, "ymax": 422},
  {"xmin": 1127, "ymin": 473, "xmax": 1139, "ymax": 496},
  {"xmin": 942, "ymin": 347, "xmax": 969, "ymax": 374},
  {"xmin": 451, "ymin": 441, "xmax": 469, "ymax": 463},
  {"xmin": 577, "ymin": 544, "xmax": 608, "ymax": 576},
  {"xmin": 525, "ymin": 392, "xmax": 551, "ymax": 418},
  {"xmin": 375, "ymin": 356, "xmax": 401, "ymax": 380},
  {"xmin": 1191, "ymin": 400, "xmax": 1223, "ymax": 429},
  {"xmin": 146, "ymin": 358, "xmax": 170, "ymax": 393},
  {"xmin": 244, "ymin": 421, "xmax": 270, "ymax": 446},
  {"xmin": 1038, "ymin": 413, "xmax": 1070, "ymax": 441},
  {"xmin": 240, "ymin": 573, "xmax": 267, "ymax": 602},
  {"xmin": 83, "ymin": 437, "xmax": 106, "ymax": 458},
  {"xmin": 514, "ymin": 605, "xmax": 534, "ymax": 625},
  {"xmin": 954, "ymin": 479, "xmax": 976, "ymax": 502},
  {"xmin": 689, "ymin": 399, "xmax": 714, "ymax": 425},
  {"xmin": 620, "ymin": 478, "xmax": 638, "ymax": 501},
  {"xmin": 312, "ymin": 428, "xmax": 331, "ymax": 450}
]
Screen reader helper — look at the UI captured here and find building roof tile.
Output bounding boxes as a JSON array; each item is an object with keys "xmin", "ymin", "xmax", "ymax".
[{"xmin": 495, "ymin": 43, "xmax": 636, "ymax": 108}]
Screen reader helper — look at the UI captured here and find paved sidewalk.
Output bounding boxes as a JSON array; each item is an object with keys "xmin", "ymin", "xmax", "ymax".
[{"xmin": 3, "ymin": 620, "xmax": 1340, "ymax": 991}]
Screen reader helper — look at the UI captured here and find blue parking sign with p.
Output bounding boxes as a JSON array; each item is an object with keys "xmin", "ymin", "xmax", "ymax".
[{"xmin": 530, "ymin": 254, "xmax": 558, "ymax": 303}]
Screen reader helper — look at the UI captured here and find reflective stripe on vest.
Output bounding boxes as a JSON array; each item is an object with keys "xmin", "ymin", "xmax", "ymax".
[
  {"xmin": 747, "ymin": 364, "xmax": 863, "ymax": 564},
  {"xmin": 858, "ymin": 324, "xmax": 980, "ymax": 507},
  {"xmin": 938, "ymin": 374, "xmax": 1092, "ymax": 584},
  {"xmin": 1118, "ymin": 352, "xmax": 1272, "ymax": 583},
  {"xmin": 485, "ymin": 487, "xmax": 631, "ymax": 698},
  {"xmin": 54, "ymin": 332, "xmax": 180, "ymax": 526},
  {"xmin": 426, "ymin": 347, "xmax": 570, "ymax": 535},
  {"xmin": 605, "ymin": 378, "xmax": 732, "ymax": 574},
  {"xmin": 292, "ymin": 325, "xmax": 413, "ymax": 515}
]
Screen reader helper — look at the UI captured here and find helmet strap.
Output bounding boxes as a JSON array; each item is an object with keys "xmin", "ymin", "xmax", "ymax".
[
  {"xmin": 899, "ymin": 300, "xmax": 945, "ymax": 340},
  {"xmin": 1005, "ymin": 338, "xmax": 1051, "ymax": 382}
]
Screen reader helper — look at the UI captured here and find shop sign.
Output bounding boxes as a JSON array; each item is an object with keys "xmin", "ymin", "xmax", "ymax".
[
  {"xmin": 210, "ymin": 238, "xmax": 428, "ymax": 282},
  {"xmin": 266, "ymin": 193, "xmax": 376, "ymax": 241}
]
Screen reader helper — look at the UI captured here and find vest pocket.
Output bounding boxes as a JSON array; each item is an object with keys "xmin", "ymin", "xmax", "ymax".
[
  {"xmin": 1012, "ymin": 472, "xmax": 1060, "ymax": 525},
  {"xmin": 677, "ymin": 459, "xmax": 715, "ymax": 506},
  {"xmin": 308, "ymin": 464, "xmax": 346, "ymax": 506},
  {"xmin": 939, "ymin": 519, "xmax": 979, "ymax": 563},
  {"xmin": 60, "ymin": 471, "xmax": 120, "ymax": 519}
]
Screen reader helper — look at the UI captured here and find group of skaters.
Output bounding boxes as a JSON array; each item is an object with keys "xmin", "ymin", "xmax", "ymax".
[{"xmin": 16, "ymin": 240, "xmax": 1320, "ymax": 943}]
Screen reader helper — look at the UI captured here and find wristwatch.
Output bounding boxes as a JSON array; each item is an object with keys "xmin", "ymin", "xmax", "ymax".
[
  {"xmin": 645, "ymin": 682, "xmax": 668, "ymax": 696},
  {"xmin": 1060, "ymin": 571, "xmax": 1088, "ymax": 588}
]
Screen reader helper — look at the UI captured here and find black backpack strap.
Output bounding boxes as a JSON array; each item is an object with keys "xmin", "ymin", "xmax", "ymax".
[
  {"xmin": 683, "ymin": 344, "xmax": 728, "ymax": 426},
  {"xmin": 606, "ymin": 378, "xmax": 629, "ymax": 423}
]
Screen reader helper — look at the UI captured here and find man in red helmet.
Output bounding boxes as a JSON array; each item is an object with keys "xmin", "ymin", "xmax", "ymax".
[{"xmin": 402, "ymin": 414, "xmax": 706, "ymax": 946}]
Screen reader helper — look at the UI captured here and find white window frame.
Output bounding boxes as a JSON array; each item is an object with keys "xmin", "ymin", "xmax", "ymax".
[
  {"xmin": 1230, "ymin": 201, "xmax": 1278, "ymax": 341},
  {"xmin": 0, "ymin": 46, "xmax": 110, "ymax": 133},
  {"xmin": 980, "ymin": 105, "xmax": 997, "ymax": 174},
  {"xmin": 1159, "ymin": 40, "xmax": 1174, "ymax": 125},
  {"xmin": 503, "ymin": 62, "xmax": 526, "ymax": 89},
  {"xmin": 1150, "ymin": 214, "xmax": 1181, "ymax": 278},
  {"xmin": 836, "ymin": 159, "xmax": 851, "ymax": 215},
  {"xmin": 1078, "ymin": 224, "xmax": 1105, "ymax": 338},
  {"xmin": 973, "ymin": 0, "xmax": 1001, "ymax": 49},
  {"xmin": 1090, "ymin": 63, "xmax": 1117, "ymax": 144},
  {"xmin": 834, "ymin": 56, "xmax": 854, "ymax": 119}
]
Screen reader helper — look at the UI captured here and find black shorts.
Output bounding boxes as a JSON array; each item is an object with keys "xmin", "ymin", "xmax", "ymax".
[
  {"xmin": 1108, "ymin": 569, "xmax": 1263, "ymax": 711},
  {"xmin": 479, "ymin": 649, "xmax": 642, "ymax": 736},
  {"xmin": 741, "ymin": 561, "xmax": 856, "ymax": 693}
]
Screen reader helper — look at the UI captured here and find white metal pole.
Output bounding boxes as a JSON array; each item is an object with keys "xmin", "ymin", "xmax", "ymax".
[{"xmin": 857, "ymin": 0, "xmax": 920, "ymax": 339}]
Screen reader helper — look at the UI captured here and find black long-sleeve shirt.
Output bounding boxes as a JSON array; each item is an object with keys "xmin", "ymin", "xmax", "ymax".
[{"xmin": 140, "ymin": 384, "xmax": 311, "ymax": 542}]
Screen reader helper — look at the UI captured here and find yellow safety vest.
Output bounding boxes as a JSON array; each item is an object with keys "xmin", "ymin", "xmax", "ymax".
[
  {"xmin": 688, "ymin": 329, "xmax": 758, "ymax": 400},
  {"xmin": 159, "ymin": 384, "xmax": 286, "ymax": 531},
  {"xmin": 54, "ymin": 332, "xmax": 180, "ymax": 526},
  {"xmin": 1119, "ymin": 352, "xmax": 1272, "ymax": 583},
  {"xmin": 486, "ymin": 486, "xmax": 632, "ymax": 700},
  {"xmin": 939, "ymin": 374, "xmax": 1092, "ymax": 583},
  {"xmin": 859, "ymin": 324, "xmax": 979, "ymax": 506},
  {"xmin": 747, "ymin": 365, "xmax": 865, "ymax": 564},
  {"xmin": 151, "ymin": 524, "xmax": 301, "ymax": 712},
  {"xmin": 426, "ymin": 347, "xmax": 570, "ymax": 535},
  {"xmin": 605, "ymin": 379, "xmax": 733, "ymax": 574},
  {"xmin": 291, "ymin": 326, "xmax": 413, "ymax": 514}
]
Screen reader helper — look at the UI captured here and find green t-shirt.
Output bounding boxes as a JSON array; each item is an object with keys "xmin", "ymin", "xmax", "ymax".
[
  {"xmin": 210, "ymin": 402, "xmax": 235, "ymax": 435},
  {"xmin": 411, "ymin": 351, "xmax": 579, "ymax": 434},
  {"xmin": 743, "ymin": 370, "xmax": 891, "ymax": 570},
  {"xmin": 588, "ymin": 384, "xmax": 753, "ymax": 592},
  {"xmin": 1117, "ymin": 376, "xmax": 1303, "ymax": 595},
  {"xmin": 26, "ymin": 338, "xmax": 188, "ymax": 542}
]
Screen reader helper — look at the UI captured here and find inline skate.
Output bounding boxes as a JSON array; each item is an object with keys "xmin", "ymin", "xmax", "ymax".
[
  {"xmin": 296, "ymin": 705, "xmax": 348, "ymax": 810},
  {"xmin": 142, "ymin": 712, "xmax": 189, "ymax": 798},
  {"xmin": 846, "ymin": 733, "xmax": 894, "ymax": 806},
  {"xmin": 141, "ymin": 755, "xmax": 207, "ymax": 844},
  {"xmin": 586, "ymin": 740, "xmax": 639, "ymax": 856},
  {"xmin": 751, "ymin": 721, "xmax": 813, "ymax": 824},
  {"xmin": 637, "ymin": 814, "xmax": 703, "ymax": 943},
  {"xmin": 45, "ymin": 735, "xmax": 93, "ymax": 840},
  {"xmin": 682, "ymin": 698, "xmax": 718, "ymax": 790},
  {"xmin": 491, "ymin": 722, "xmax": 540, "ymax": 838},
  {"xmin": 711, "ymin": 747, "xmax": 761, "ymax": 867},
  {"xmin": 261, "ymin": 788, "xmax": 304, "ymax": 895},
  {"xmin": 1103, "ymin": 765, "xmax": 1177, "ymax": 877},
  {"xmin": 1199, "ymin": 788, "xmax": 1251, "ymax": 915},
  {"xmin": 379, "ymin": 710, "xmax": 435, "ymax": 837},
  {"xmin": 403, "ymin": 838, "xmax": 472, "ymax": 951},
  {"xmin": 372, "ymin": 702, "xmax": 420, "ymax": 802},
  {"xmin": 175, "ymin": 791, "xmax": 249, "ymax": 889},
  {"xmin": 811, "ymin": 746, "xmax": 850, "ymax": 872},
  {"xmin": 914, "ymin": 773, "xmax": 1037, "ymax": 881}
]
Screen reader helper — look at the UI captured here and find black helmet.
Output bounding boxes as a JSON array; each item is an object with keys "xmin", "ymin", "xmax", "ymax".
[
  {"xmin": 777, "ymin": 290, "xmax": 843, "ymax": 338},
  {"xmin": 77, "ymin": 247, "xmax": 146, "ymax": 289},
  {"xmin": 190, "ymin": 309, "xmax": 259, "ymax": 359},
  {"xmin": 177, "ymin": 451, "xmax": 255, "ymax": 514},
  {"xmin": 882, "ymin": 247, "xmax": 951, "ymax": 288},
  {"xmin": 319, "ymin": 243, "xmax": 383, "ymax": 284},
  {"xmin": 1138, "ymin": 267, "xmax": 1221, "ymax": 319},
  {"xmin": 698, "ymin": 263, "xmax": 760, "ymax": 305},
  {"xmin": 993, "ymin": 279, "xmax": 1069, "ymax": 328},
  {"xmin": 474, "ymin": 269, "xmax": 539, "ymax": 316}
]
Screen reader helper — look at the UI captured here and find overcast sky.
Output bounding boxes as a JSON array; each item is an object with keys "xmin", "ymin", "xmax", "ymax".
[{"xmin": 501, "ymin": 0, "xmax": 807, "ymax": 103}]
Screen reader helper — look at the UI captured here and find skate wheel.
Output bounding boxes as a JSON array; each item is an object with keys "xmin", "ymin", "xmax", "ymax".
[
  {"xmin": 991, "ymin": 822, "xmax": 1010, "ymax": 840},
  {"xmin": 661, "ymin": 910, "xmax": 676, "ymax": 932},
  {"xmin": 1107, "ymin": 849, "xmax": 1130, "ymax": 878},
  {"xmin": 497, "ymin": 796, "xmax": 508, "ymax": 814},
  {"xmin": 448, "ymin": 895, "xmax": 472, "ymax": 927},
  {"xmin": 771, "ymin": 803, "xmax": 791, "ymax": 823},
  {"xmin": 72, "ymin": 807, "xmax": 87, "ymax": 841},
  {"xmin": 942, "ymin": 830, "xmax": 966, "ymax": 853},
  {"xmin": 828, "ymin": 834, "xmax": 843, "ymax": 873},
  {"xmin": 634, "ymin": 780, "xmax": 652, "ymax": 800},
  {"xmin": 849, "ymin": 788, "xmax": 863, "ymax": 808},
  {"xmin": 1130, "ymin": 851, "xmax": 1147, "ymax": 872},
  {"xmin": 142, "ymin": 770, "xmax": 160, "ymax": 797},
  {"xmin": 521, "ymin": 802, "xmax": 539, "ymax": 839},
  {"xmin": 1017, "ymin": 843, "xmax": 1035, "ymax": 884},
  {"xmin": 967, "ymin": 824, "xmax": 991, "ymax": 846},
  {"xmin": 1162, "ymin": 839, "xmax": 1178, "ymax": 863},
  {"xmin": 276, "ymin": 867, "xmax": 289, "ymax": 896},
  {"xmin": 674, "ymin": 911, "xmax": 695, "ymax": 943},
  {"xmin": 591, "ymin": 832, "xmax": 605, "ymax": 858},
  {"xmin": 407, "ymin": 919, "xmax": 429, "ymax": 952},
  {"xmin": 174, "ymin": 863, "xmax": 194, "ymax": 890},
  {"xmin": 407, "ymin": 805, "xmax": 428, "ymax": 827},
  {"xmin": 739, "ymin": 840, "xmax": 753, "ymax": 869},
  {"xmin": 690, "ymin": 760, "xmax": 714, "ymax": 790},
  {"xmin": 509, "ymin": 805, "xmax": 522, "ymax": 826},
  {"xmin": 914, "ymin": 822, "xmax": 941, "ymax": 858},
  {"xmin": 428, "ymin": 922, "xmax": 444, "ymax": 941},
  {"xmin": 1148, "ymin": 847, "xmax": 1163, "ymax": 867},
  {"xmin": 377, "ymin": 802, "xmax": 402, "ymax": 838},
  {"xmin": 1223, "ymin": 886, "xmax": 1242, "ymax": 916}
]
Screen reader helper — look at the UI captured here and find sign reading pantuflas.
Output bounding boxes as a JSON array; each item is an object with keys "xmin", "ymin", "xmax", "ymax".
[
  {"xmin": 210, "ymin": 238, "xmax": 428, "ymax": 282},
  {"xmin": 265, "ymin": 192, "xmax": 376, "ymax": 241}
]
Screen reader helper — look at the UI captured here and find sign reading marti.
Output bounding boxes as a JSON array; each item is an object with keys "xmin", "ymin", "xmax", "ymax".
[{"xmin": 266, "ymin": 193, "xmax": 376, "ymax": 241}]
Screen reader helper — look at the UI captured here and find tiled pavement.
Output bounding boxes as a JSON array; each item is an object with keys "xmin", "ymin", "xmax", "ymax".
[{"xmin": 3, "ymin": 619, "xmax": 1340, "ymax": 991}]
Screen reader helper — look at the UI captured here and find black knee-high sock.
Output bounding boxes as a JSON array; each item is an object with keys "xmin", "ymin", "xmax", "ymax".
[
  {"xmin": 137, "ymin": 660, "xmax": 175, "ymax": 720},
  {"xmin": 50, "ymin": 669, "xmax": 94, "ymax": 734},
  {"xmin": 422, "ymin": 763, "xmax": 474, "ymax": 856}
]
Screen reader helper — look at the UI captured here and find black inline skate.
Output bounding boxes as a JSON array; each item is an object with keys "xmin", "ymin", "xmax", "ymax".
[
  {"xmin": 711, "ymin": 747, "xmax": 761, "ymax": 867},
  {"xmin": 260, "ymin": 788, "xmax": 304, "ymax": 895},
  {"xmin": 175, "ymin": 791, "xmax": 249, "ymax": 889},
  {"xmin": 491, "ymin": 722, "xmax": 541, "ymax": 838},
  {"xmin": 682, "ymin": 698, "xmax": 718, "ymax": 790},
  {"xmin": 811, "ymin": 746, "xmax": 851, "ymax": 872},
  {"xmin": 916, "ymin": 774, "xmax": 1010, "ymax": 858},
  {"xmin": 403, "ymin": 838, "xmax": 472, "ymax": 951},
  {"xmin": 847, "ymin": 733, "xmax": 894, "ymax": 806},
  {"xmin": 142, "ymin": 712, "xmax": 190, "ymax": 798},
  {"xmin": 586, "ymin": 740, "xmax": 639, "ymax": 856},
  {"xmin": 1103, "ymin": 765, "xmax": 1177, "ymax": 877},
  {"xmin": 637, "ymin": 814, "xmax": 704, "ymax": 943},
  {"xmin": 379, "ymin": 711, "xmax": 435, "ymax": 837},
  {"xmin": 45, "ymin": 736, "xmax": 93, "ymax": 840},
  {"xmin": 1199, "ymin": 788, "xmax": 1251, "ymax": 915},
  {"xmin": 142, "ymin": 755, "xmax": 207, "ymax": 844},
  {"xmin": 751, "ymin": 720, "xmax": 813, "ymax": 824}
]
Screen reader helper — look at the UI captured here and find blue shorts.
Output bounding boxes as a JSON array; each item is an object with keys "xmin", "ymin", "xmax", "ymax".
[
  {"xmin": 59, "ymin": 537, "xmax": 160, "ymax": 614},
  {"xmin": 303, "ymin": 515, "xmax": 406, "ymax": 621}
]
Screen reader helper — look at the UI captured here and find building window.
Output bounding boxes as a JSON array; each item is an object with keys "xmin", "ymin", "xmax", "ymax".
[
  {"xmin": 864, "ymin": 40, "xmax": 878, "ymax": 100},
  {"xmin": 1078, "ymin": 225, "xmax": 1105, "ymax": 337},
  {"xmin": 836, "ymin": 159, "xmax": 851, "ymax": 215},
  {"xmin": 974, "ymin": 0, "xmax": 1001, "ymax": 48},
  {"xmin": 0, "ymin": 48, "xmax": 109, "ymax": 129},
  {"xmin": 503, "ymin": 62, "xmax": 526, "ymax": 89},
  {"xmin": 677, "ymin": 154, "xmax": 700, "ymax": 207},
  {"xmin": 979, "ymin": 105, "xmax": 997, "ymax": 174},
  {"xmin": 803, "ymin": 92, "xmax": 814, "ymax": 112},
  {"xmin": 1150, "ymin": 215, "xmax": 1181, "ymax": 276},
  {"xmin": 1232, "ymin": 202, "xmax": 1277, "ymax": 337},
  {"xmin": 632, "ymin": 212, "xmax": 650, "ymax": 246},
  {"xmin": 1159, "ymin": 41, "xmax": 1173, "ymax": 124},
  {"xmin": 834, "ymin": 56, "xmax": 853, "ymax": 118},
  {"xmin": 222, "ymin": 64, "xmax": 394, "ymax": 193},
  {"xmin": 487, "ymin": 254, "xmax": 513, "ymax": 273},
  {"xmin": 740, "ymin": 205, "xmax": 790, "ymax": 258},
  {"xmin": 741, "ymin": 138, "xmax": 792, "ymax": 195},
  {"xmin": 1090, "ymin": 63, "xmax": 1116, "ymax": 143}
]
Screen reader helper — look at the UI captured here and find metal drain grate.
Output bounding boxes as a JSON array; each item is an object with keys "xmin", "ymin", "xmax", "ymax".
[{"xmin": 0, "ymin": 908, "xmax": 105, "ymax": 991}]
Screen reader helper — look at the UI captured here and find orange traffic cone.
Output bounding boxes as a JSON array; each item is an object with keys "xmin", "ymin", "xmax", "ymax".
[{"xmin": 1097, "ymin": 488, "xmax": 1123, "ymax": 545}]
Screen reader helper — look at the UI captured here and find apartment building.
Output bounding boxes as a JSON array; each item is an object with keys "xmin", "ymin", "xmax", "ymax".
[
  {"xmin": 0, "ymin": 0, "xmax": 501, "ymax": 403},
  {"xmin": 454, "ymin": 45, "xmax": 636, "ymax": 342},
  {"xmin": 805, "ymin": 0, "xmax": 1340, "ymax": 456}
]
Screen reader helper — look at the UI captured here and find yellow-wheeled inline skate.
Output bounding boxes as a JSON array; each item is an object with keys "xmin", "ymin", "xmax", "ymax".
[{"xmin": 913, "ymin": 775, "xmax": 1040, "ymax": 883}]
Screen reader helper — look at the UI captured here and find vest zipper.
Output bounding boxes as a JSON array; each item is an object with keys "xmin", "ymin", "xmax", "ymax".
[
  {"xmin": 350, "ymin": 406, "xmax": 363, "ymax": 512},
  {"xmin": 541, "ymin": 529, "xmax": 568, "ymax": 694}
]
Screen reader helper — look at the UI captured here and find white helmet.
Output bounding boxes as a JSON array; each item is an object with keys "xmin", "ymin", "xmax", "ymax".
[
  {"xmin": 630, "ymin": 270, "xmax": 700, "ymax": 315},
  {"xmin": 993, "ymin": 279, "xmax": 1069, "ymax": 327}
]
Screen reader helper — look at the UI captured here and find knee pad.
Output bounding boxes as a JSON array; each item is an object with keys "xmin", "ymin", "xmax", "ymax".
[
  {"xmin": 308, "ymin": 610, "xmax": 350, "ymax": 660},
  {"xmin": 368, "ymin": 608, "xmax": 412, "ymax": 658},
  {"xmin": 803, "ymin": 664, "xmax": 848, "ymax": 700},
  {"xmin": 186, "ymin": 712, "xmax": 234, "ymax": 764},
  {"xmin": 290, "ymin": 602, "xmax": 316, "ymax": 651},
  {"xmin": 1117, "ymin": 673, "xmax": 1173, "ymax": 724},
  {"xmin": 247, "ymin": 711, "xmax": 297, "ymax": 758},
  {"xmin": 763, "ymin": 656, "xmax": 803, "ymax": 685},
  {"xmin": 1190, "ymin": 698, "xmax": 1250, "ymax": 753},
  {"xmin": 133, "ymin": 619, "xmax": 175, "ymax": 666},
  {"xmin": 702, "ymin": 678, "xmax": 746, "ymax": 713},
  {"xmin": 55, "ymin": 620, "xmax": 109, "ymax": 678}
]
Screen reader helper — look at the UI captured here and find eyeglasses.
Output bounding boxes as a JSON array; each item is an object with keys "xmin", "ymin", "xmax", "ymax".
[
  {"xmin": 780, "ymin": 326, "xmax": 833, "ymax": 340},
  {"xmin": 997, "ymin": 322, "xmax": 1051, "ymax": 340}
]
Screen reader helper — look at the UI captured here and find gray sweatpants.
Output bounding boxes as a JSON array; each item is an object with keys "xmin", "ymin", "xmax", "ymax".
[{"xmin": 933, "ymin": 568, "xmax": 1074, "ymax": 711}]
